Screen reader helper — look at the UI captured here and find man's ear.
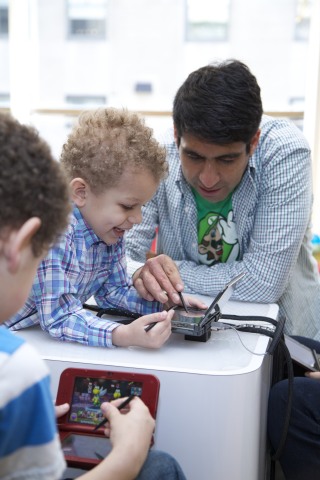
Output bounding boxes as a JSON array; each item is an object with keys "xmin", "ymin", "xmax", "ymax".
[
  {"xmin": 173, "ymin": 125, "xmax": 180, "ymax": 148},
  {"xmin": 249, "ymin": 129, "xmax": 261, "ymax": 156},
  {"xmin": 5, "ymin": 217, "xmax": 41, "ymax": 274},
  {"xmin": 70, "ymin": 178, "xmax": 88, "ymax": 207}
]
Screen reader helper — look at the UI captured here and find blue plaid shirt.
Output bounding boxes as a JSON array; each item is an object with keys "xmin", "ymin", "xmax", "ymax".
[
  {"xmin": 126, "ymin": 116, "xmax": 320, "ymax": 340},
  {"xmin": 6, "ymin": 207, "xmax": 160, "ymax": 347}
]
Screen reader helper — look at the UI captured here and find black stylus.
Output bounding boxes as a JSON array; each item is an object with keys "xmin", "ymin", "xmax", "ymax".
[
  {"xmin": 92, "ymin": 394, "xmax": 136, "ymax": 431},
  {"xmin": 178, "ymin": 291, "xmax": 189, "ymax": 313}
]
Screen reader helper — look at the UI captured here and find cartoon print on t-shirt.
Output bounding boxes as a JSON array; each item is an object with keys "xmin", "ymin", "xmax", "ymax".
[
  {"xmin": 198, "ymin": 210, "xmax": 239, "ymax": 265},
  {"xmin": 199, "ymin": 218, "xmax": 223, "ymax": 262}
]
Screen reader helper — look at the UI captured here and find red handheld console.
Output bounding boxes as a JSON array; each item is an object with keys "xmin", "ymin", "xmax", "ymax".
[{"xmin": 56, "ymin": 367, "xmax": 160, "ymax": 469}]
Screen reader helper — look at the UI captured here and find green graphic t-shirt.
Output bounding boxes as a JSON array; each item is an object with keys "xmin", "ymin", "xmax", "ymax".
[{"xmin": 192, "ymin": 189, "xmax": 240, "ymax": 266}]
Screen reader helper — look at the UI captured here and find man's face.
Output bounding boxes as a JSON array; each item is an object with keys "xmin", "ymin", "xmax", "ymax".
[{"xmin": 175, "ymin": 130, "xmax": 260, "ymax": 203}]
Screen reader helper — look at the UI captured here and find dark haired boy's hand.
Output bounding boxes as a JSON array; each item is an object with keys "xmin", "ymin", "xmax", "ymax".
[
  {"xmin": 54, "ymin": 403, "xmax": 70, "ymax": 418},
  {"xmin": 132, "ymin": 254, "xmax": 183, "ymax": 305}
]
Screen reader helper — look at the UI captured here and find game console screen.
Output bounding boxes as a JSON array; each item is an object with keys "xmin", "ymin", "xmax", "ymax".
[
  {"xmin": 68, "ymin": 376, "xmax": 143, "ymax": 427},
  {"xmin": 61, "ymin": 434, "xmax": 112, "ymax": 460}
]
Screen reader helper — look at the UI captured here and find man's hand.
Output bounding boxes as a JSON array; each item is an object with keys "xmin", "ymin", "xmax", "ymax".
[{"xmin": 132, "ymin": 254, "xmax": 183, "ymax": 304}]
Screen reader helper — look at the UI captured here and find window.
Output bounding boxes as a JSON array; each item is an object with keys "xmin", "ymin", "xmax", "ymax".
[
  {"xmin": 65, "ymin": 94, "xmax": 107, "ymax": 106},
  {"xmin": 68, "ymin": 0, "xmax": 107, "ymax": 39},
  {"xmin": 0, "ymin": 0, "xmax": 8, "ymax": 37},
  {"xmin": 0, "ymin": 93, "xmax": 10, "ymax": 105},
  {"xmin": 295, "ymin": 0, "xmax": 312, "ymax": 41},
  {"xmin": 186, "ymin": 0, "xmax": 230, "ymax": 42}
]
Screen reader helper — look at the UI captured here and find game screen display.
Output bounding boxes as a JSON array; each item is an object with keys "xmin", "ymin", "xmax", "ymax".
[{"xmin": 68, "ymin": 376, "xmax": 143, "ymax": 427}]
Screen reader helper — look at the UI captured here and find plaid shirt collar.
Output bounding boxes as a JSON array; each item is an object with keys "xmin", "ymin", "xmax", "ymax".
[{"xmin": 73, "ymin": 206, "xmax": 103, "ymax": 249}]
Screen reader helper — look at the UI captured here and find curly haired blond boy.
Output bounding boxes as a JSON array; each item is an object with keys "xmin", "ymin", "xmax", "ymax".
[{"xmin": 7, "ymin": 108, "xmax": 198, "ymax": 348}]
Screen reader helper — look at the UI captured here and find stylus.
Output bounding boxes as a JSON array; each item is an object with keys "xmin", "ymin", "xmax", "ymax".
[
  {"xmin": 145, "ymin": 322, "xmax": 156, "ymax": 332},
  {"xmin": 178, "ymin": 291, "xmax": 189, "ymax": 313},
  {"xmin": 92, "ymin": 394, "xmax": 136, "ymax": 431},
  {"xmin": 145, "ymin": 292, "xmax": 188, "ymax": 332}
]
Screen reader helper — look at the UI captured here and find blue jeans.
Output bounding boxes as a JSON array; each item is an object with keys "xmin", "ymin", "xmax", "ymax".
[
  {"xmin": 63, "ymin": 450, "xmax": 186, "ymax": 480},
  {"xmin": 268, "ymin": 336, "xmax": 320, "ymax": 480},
  {"xmin": 137, "ymin": 450, "xmax": 187, "ymax": 480}
]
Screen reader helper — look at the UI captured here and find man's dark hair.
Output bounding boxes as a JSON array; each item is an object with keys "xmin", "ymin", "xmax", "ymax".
[
  {"xmin": 173, "ymin": 59, "xmax": 263, "ymax": 147},
  {"xmin": 0, "ymin": 113, "xmax": 71, "ymax": 256}
]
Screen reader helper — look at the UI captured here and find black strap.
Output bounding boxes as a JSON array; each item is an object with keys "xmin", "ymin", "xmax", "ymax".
[{"xmin": 83, "ymin": 303, "xmax": 139, "ymax": 322}]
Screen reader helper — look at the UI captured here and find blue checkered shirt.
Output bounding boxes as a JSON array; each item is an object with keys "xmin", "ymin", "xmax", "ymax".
[
  {"xmin": 6, "ymin": 207, "xmax": 160, "ymax": 347},
  {"xmin": 126, "ymin": 116, "xmax": 320, "ymax": 340}
]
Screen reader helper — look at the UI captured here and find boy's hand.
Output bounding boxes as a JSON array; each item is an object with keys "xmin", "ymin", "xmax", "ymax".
[
  {"xmin": 99, "ymin": 396, "xmax": 155, "ymax": 477},
  {"xmin": 132, "ymin": 254, "xmax": 183, "ymax": 304},
  {"xmin": 112, "ymin": 309, "xmax": 174, "ymax": 348},
  {"xmin": 54, "ymin": 403, "xmax": 70, "ymax": 418}
]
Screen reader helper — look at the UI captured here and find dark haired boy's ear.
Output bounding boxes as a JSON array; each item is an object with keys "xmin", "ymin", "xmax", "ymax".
[
  {"xmin": 6, "ymin": 218, "xmax": 41, "ymax": 274},
  {"xmin": 70, "ymin": 178, "xmax": 87, "ymax": 207},
  {"xmin": 249, "ymin": 129, "xmax": 261, "ymax": 156}
]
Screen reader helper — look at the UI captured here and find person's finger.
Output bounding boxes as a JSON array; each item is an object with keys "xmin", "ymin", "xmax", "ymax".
[
  {"xmin": 54, "ymin": 403, "xmax": 70, "ymax": 418},
  {"xmin": 134, "ymin": 276, "xmax": 155, "ymax": 301},
  {"xmin": 186, "ymin": 296, "xmax": 207, "ymax": 309},
  {"xmin": 146, "ymin": 256, "xmax": 183, "ymax": 297}
]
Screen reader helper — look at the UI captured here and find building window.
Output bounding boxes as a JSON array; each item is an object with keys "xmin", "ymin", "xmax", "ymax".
[
  {"xmin": 68, "ymin": 0, "xmax": 107, "ymax": 39},
  {"xmin": 186, "ymin": 0, "xmax": 230, "ymax": 42},
  {"xmin": 65, "ymin": 94, "xmax": 107, "ymax": 106},
  {"xmin": 0, "ymin": 0, "xmax": 8, "ymax": 37},
  {"xmin": 295, "ymin": 0, "xmax": 312, "ymax": 41},
  {"xmin": 0, "ymin": 93, "xmax": 10, "ymax": 105}
]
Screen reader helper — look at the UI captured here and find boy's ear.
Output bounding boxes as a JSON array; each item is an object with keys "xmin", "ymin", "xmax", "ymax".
[
  {"xmin": 70, "ymin": 178, "xmax": 88, "ymax": 207},
  {"xmin": 5, "ymin": 217, "xmax": 41, "ymax": 274}
]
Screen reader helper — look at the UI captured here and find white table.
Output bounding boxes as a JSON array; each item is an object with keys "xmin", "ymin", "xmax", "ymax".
[{"xmin": 16, "ymin": 299, "xmax": 278, "ymax": 480}]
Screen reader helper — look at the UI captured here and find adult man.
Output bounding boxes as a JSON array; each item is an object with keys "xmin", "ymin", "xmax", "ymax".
[{"xmin": 126, "ymin": 59, "xmax": 320, "ymax": 340}]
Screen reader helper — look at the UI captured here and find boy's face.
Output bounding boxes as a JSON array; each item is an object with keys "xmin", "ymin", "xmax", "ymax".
[{"xmin": 79, "ymin": 169, "xmax": 158, "ymax": 245}]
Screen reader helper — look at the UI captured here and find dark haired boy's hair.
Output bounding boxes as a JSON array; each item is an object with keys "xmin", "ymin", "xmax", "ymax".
[
  {"xmin": 0, "ymin": 113, "xmax": 70, "ymax": 255},
  {"xmin": 173, "ymin": 59, "xmax": 263, "ymax": 148}
]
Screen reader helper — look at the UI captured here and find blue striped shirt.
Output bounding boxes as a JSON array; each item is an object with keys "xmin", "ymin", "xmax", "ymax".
[
  {"xmin": 126, "ymin": 116, "xmax": 320, "ymax": 340},
  {"xmin": 6, "ymin": 207, "xmax": 160, "ymax": 347},
  {"xmin": 0, "ymin": 327, "xmax": 66, "ymax": 479}
]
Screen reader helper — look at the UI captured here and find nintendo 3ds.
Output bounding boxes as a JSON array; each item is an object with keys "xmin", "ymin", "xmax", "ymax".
[
  {"xmin": 171, "ymin": 272, "xmax": 246, "ymax": 342},
  {"xmin": 56, "ymin": 368, "xmax": 160, "ymax": 469}
]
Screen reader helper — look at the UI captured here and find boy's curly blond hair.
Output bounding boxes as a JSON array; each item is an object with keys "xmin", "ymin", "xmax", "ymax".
[{"xmin": 60, "ymin": 108, "xmax": 168, "ymax": 194}]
